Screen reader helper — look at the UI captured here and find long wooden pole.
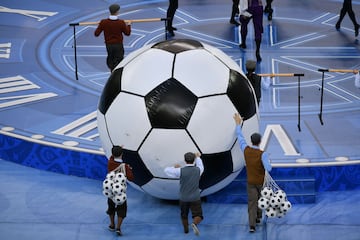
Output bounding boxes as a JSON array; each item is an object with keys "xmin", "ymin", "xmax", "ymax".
[
  {"xmin": 258, "ymin": 73, "xmax": 304, "ymax": 77},
  {"xmin": 72, "ymin": 18, "xmax": 165, "ymax": 26},
  {"xmin": 318, "ymin": 68, "xmax": 359, "ymax": 74},
  {"xmin": 328, "ymin": 69, "xmax": 359, "ymax": 74}
]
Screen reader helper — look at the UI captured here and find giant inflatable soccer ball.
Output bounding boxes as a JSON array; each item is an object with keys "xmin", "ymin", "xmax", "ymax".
[{"xmin": 97, "ymin": 39, "xmax": 259, "ymax": 200}]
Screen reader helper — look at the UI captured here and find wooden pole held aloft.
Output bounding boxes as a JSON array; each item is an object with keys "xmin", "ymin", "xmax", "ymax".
[
  {"xmin": 71, "ymin": 18, "xmax": 165, "ymax": 26},
  {"xmin": 258, "ymin": 73, "xmax": 304, "ymax": 77}
]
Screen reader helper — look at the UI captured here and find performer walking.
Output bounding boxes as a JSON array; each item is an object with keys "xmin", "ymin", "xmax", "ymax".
[
  {"xmin": 239, "ymin": 0, "xmax": 264, "ymax": 62},
  {"xmin": 105, "ymin": 146, "xmax": 134, "ymax": 236},
  {"xmin": 164, "ymin": 152, "xmax": 204, "ymax": 236},
  {"xmin": 336, "ymin": 0, "xmax": 359, "ymax": 37},
  {"xmin": 94, "ymin": 4, "xmax": 132, "ymax": 72},
  {"xmin": 233, "ymin": 113, "xmax": 272, "ymax": 233}
]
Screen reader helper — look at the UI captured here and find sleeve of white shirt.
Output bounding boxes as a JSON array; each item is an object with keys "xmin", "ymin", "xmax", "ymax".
[
  {"xmin": 355, "ymin": 72, "xmax": 360, "ymax": 88},
  {"xmin": 164, "ymin": 166, "xmax": 181, "ymax": 178},
  {"xmin": 195, "ymin": 157, "xmax": 204, "ymax": 176}
]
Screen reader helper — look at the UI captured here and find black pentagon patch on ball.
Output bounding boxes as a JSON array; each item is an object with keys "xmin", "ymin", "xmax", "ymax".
[
  {"xmin": 227, "ymin": 69, "xmax": 256, "ymax": 120},
  {"xmin": 98, "ymin": 68, "xmax": 123, "ymax": 114},
  {"xmin": 151, "ymin": 39, "xmax": 204, "ymax": 54},
  {"xmin": 145, "ymin": 78, "xmax": 197, "ymax": 129},
  {"xmin": 122, "ymin": 149, "xmax": 153, "ymax": 186},
  {"xmin": 199, "ymin": 151, "xmax": 233, "ymax": 190}
]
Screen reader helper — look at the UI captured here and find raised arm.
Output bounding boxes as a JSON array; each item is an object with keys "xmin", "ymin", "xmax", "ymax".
[
  {"xmin": 233, "ymin": 113, "xmax": 248, "ymax": 152},
  {"xmin": 194, "ymin": 152, "xmax": 204, "ymax": 176}
]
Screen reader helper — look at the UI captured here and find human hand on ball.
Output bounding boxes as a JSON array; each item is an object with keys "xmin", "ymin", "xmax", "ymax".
[{"xmin": 233, "ymin": 113, "xmax": 243, "ymax": 125}]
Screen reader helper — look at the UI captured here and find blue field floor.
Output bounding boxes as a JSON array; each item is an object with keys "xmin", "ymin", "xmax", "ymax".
[
  {"xmin": 1, "ymin": 1, "xmax": 360, "ymax": 239},
  {"xmin": 1, "ymin": 159, "xmax": 359, "ymax": 240}
]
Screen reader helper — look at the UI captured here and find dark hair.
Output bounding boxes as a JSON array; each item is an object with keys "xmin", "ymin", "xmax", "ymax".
[
  {"xmin": 109, "ymin": 4, "xmax": 120, "ymax": 15},
  {"xmin": 184, "ymin": 152, "xmax": 195, "ymax": 163},
  {"xmin": 246, "ymin": 60, "xmax": 256, "ymax": 71},
  {"xmin": 112, "ymin": 145, "xmax": 123, "ymax": 157},
  {"xmin": 251, "ymin": 133, "xmax": 262, "ymax": 145}
]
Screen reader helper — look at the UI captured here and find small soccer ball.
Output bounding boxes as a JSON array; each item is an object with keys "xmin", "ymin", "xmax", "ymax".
[
  {"xmin": 113, "ymin": 193, "xmax": 127, "ymax": 205},
  {"xmin": 112, "ymin": 182, "xmax": 126, "ymax": 195},
  {"xmin": 261, "ymin": 187, "xmax": 274, "ymax": 199},
  {"xmin": 102, "ymin": 189, "xmax": 113, "ymax": 198},
  {"xmin": 274, "ymin": 190, "xmax": 287, "ymax": 202},
  {"xmin": 114, "ymin": 172, "xmax": 126, "ymax": 184},
  {"xmin": 258, "ymin": 197, "xmax": 270, "ymax": 210},
  {"xmin": 265, "ymin": 207, "xmax": 277, "ymax": 218},
  {"xmin": 276, "ymin": 208, "xmax": 286, "ymax": 218},
  {"xmin": 269, "ymin": 195, "xmax": 282, "ymax": 208},
  {"xmin": 102, "ymin": 179, "xmax": 113, "ymax": 192},
  {"xmin": 280, "ymin": 200, "xmax": 292, "ymax": 213},
  {"xmin": 106, "ymin": 171, "xmax": 116, "ymax": 180}
]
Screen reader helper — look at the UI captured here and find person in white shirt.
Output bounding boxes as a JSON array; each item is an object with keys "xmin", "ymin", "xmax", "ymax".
[{"xmin": 164, "ymin": 152, "xmax": 204, "ymax": 236}]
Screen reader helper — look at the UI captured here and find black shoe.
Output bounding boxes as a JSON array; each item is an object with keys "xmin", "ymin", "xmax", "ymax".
[
  {"xmin": 335, "ymin": 22, "xmax": 340, "ymax": 30},
  {"xmin": 239, "ymin": 43, "xmax": 247, "ymax": 49},
  {"xmin": 108, "ymin": 225, "xmax": 115, "ymax": 232},
  {"xmin": 230, "ymin": 19, "xmax": 240, "ymax": 26},
  {"xmin": 116, "ymin": 229, "xmax": 122, "ymax": 236},
  {"xmin": 167, "ymin": 26, "xmax": 177, "ymax": 31},
  {"xmin": 168, "ymin": 30, "xmax": 175, "ymax": 37},
  {"xmin": 249, "ymin": 226, "xmax": 256, "ymax": 233},
  {"xmin": 355, "ymin": 24, "xmax": 359, "ymax": 37},
  {"xmin": 256, "ymin": 218, "xmax": 261, "ymax": 224},
  {"xmin": 267, "ymin": 9, "xmax": 273, "ymax": 21}
]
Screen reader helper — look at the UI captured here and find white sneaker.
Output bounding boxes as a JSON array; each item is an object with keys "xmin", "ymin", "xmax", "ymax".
[{"xmin": 191, "ymin": 223, "xmax": 200, "ymax": 236}]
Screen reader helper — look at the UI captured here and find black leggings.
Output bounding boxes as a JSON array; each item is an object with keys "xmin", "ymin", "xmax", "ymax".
[{"xmin": 338, "ymin": 0, "xmax": 358, "ymax": 26}]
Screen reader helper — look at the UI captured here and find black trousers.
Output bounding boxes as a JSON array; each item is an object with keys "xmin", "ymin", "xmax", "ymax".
[
  {"xmin": 231, "ymin": 0, "xmax": 240, "ymax": 21},
  {"xmin": 167, "ymin": 0, "xmax": 178, "ymax": 28},
  {"xmin": 106, "ymin": 43, "xmax": 124, "ymax": 71},
  {"xmin": 337, "ymin": 0, "xmax": 358, "ymax": 27}
]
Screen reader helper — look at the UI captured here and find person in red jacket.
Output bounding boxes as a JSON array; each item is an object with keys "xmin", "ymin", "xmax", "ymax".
[
  {"xmin": 94, "ymin": 4, "xmax": 131, "ymax": 72},
  {"xmin": 106, "ymin": 145, "xmax": 134, "ymax": 236}
]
